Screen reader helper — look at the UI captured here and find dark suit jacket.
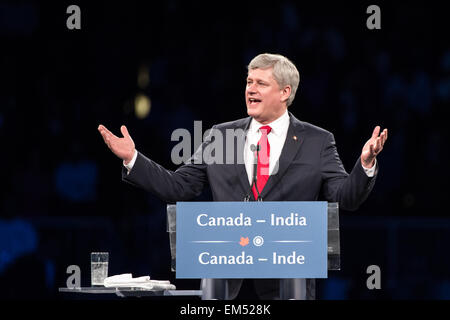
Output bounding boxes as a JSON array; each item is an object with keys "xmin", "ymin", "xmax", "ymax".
[{"xmin": 122, "ymin": 112, "xmax": 378, "ymax": 299}]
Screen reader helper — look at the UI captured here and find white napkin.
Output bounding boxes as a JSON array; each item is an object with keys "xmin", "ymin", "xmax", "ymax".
[{"xmin": 103, "ymin": 273, "xmax": 176, "ymax": 290}]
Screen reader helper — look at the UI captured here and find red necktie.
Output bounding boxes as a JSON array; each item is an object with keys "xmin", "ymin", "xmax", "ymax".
[{"xmin": 252, "ymin": 125, "xmax": 272, "ymax": 200}]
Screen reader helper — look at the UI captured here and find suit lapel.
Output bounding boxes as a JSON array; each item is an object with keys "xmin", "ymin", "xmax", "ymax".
[
  {"xmin": 233, "ymin": 117, "xmax": 253, "ymax": 198},
  {"xmin": 260, "ymin": 113, "xmax": 305, "ymax": 199}
]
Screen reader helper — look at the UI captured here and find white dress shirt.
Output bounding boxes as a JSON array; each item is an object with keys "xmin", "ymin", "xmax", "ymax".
[
  {"xmin": 124, "ymin": 110, "xmax": 376, "ymax": 180},
  {"xmin": 243, "ymin": 110, "xmax": 290, "ymax": 185}
]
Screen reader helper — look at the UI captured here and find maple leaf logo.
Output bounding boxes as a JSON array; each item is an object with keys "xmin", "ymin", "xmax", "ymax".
[{"xmin": 239, "ymin": 237, "xmax": 249, "ymax": 247}]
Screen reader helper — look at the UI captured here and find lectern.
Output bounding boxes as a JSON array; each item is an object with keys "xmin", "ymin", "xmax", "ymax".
[{"xmin": 166, "ymin": 202, "xmax": 340, "ymax": 300}]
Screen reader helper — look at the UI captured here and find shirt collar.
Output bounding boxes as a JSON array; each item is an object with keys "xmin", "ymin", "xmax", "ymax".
[{"xmin": 249, "ymin": 109, "xmax": 290, "ymax": 137}]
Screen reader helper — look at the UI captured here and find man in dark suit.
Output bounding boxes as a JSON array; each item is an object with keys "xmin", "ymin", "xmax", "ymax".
[{"xmin": 98, "ymin": 53, "xmax": 387, "ymax": 300}]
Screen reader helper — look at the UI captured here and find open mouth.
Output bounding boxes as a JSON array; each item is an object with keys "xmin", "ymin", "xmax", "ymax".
[{"xmin": 248, "ymin": 98, "xmax": 262, "ymax": 105}]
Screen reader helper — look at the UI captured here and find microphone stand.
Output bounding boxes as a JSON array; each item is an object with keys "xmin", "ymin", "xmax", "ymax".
[{"xmin": 250, "ymin": 144, "xmax": 262, "ymax": 201}]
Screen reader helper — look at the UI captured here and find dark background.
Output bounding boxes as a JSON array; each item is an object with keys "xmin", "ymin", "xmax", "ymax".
[{"xmin": 0, "ymin": 0, "xmax": 449, "ymax": 300}]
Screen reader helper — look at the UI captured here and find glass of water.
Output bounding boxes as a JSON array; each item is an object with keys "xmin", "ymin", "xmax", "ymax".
[{"xmin": 91, "ymin": 252, "xmax": 109, "ymax": 286}]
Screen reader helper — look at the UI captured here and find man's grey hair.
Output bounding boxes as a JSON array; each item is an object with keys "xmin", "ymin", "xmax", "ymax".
[{"xmin": 248, "ymin": 53, "xmax": 300, "ymax": 107}]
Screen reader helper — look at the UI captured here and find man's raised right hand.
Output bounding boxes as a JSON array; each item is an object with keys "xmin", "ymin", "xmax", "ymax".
[{"xmin": 98, "ymin": 124, "xmax": 136, "ymax": 164}]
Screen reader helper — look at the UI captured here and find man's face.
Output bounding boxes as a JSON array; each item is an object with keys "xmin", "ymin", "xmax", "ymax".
[{"xmin": 245, "ymin": 67, "xmax": 288, "ymax": 124}]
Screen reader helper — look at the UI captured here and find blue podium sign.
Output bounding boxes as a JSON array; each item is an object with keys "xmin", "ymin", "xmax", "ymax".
[{"xmin": 176, "ymin": 201, "xmax": 328, "ymax": 279}]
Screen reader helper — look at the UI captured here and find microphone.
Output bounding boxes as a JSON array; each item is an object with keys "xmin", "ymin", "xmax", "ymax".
[
  {"xmin": 250, "ymin": 144, "xmax": 262, "ymax": 201},
  {"xmin": 250, "ymin": 144, "xmax": 260, "ymax": 153}
]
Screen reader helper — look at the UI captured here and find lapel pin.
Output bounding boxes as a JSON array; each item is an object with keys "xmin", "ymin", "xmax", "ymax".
[{"xmin": 293, "ymin": 135, "xmax": 298, "ymax": 141}]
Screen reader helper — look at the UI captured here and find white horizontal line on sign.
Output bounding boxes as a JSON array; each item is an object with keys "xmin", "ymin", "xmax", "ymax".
[
  {"xmin": 256, "ymin": 220, "xmax": 266, "ymax": 223},
  {"xmin": 191, "ymin": 241, "xmax": 234, "ymax": 243},
  {"xmin": 272, "ymin": 240, "xmax": 312, "ymax": 243},
  {"xmin": 258, "ymin": 258, "xmax": 268, "ymax": 261}
]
